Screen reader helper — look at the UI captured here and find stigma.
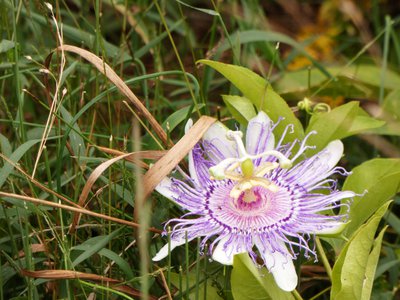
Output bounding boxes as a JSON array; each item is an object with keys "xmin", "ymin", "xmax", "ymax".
[{"xmin": 209, "ymin": 130, "xmax": 292, "ymax": 200}]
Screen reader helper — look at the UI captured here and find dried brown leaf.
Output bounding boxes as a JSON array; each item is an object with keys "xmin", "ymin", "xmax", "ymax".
[
  {"xmin": 70, "ymin": 152, "xmax": 143, "ymax": 232},
  {"xmin": 142, "ymin": 115, "xmax": 216, "ymax": 199},
  {"xmin": 96, "ymin": 147, "xmax": 167, "ymax": 169}
]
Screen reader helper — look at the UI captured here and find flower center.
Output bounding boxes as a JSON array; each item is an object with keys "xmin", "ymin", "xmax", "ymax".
[
  {"xmin": 209, "ymin": 130, "xmax": 292, "ymax": 200},
  {"xmin": 241, "ymin": 189, "xmax": 258, "ymax": 203}
]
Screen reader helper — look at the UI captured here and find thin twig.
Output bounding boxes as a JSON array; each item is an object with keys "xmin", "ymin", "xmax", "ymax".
[{"xmin": 0, "ymin": 191, "xmax": 161, "ymax": 233}]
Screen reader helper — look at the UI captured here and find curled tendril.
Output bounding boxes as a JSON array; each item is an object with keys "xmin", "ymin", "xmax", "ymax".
[{"xmin": 297, "ymin": 97, "xmax": 331, "ymax": 115}]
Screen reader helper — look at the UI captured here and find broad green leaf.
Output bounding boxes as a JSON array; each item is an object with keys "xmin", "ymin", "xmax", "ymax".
[
  {"xmin": 367, "ymin": 118, "xmax": 400, "ymax": 136},
  {"xmin": 222, "ymin": 95, "xmax": 256, "ymax": 125},
  {"xmin": 199, "ymin": 59, "xmax": 304, "ymax": 141},
  {"xmin": 231, "ymin": 254, "xmax": 294, "ymax": 300},
  {"xmin": 347, "ymin": 115, "xmax": 385, "ymax": 136},
  {"xmin": 162, "ymin": 104, "xmax": 205, "ymax": 132},
  {"xmin": 342, "ymin": 159, "xmax": 400, "ymax": 238},
  {"xmin": 360, "ymin": 227, "xmax": 387, "ymax": 300},
  {"xmin": 340, "ymin": 65, "xmax": 400, "ymax": 90},
  {"xmin": 71, "ymin": 228, "xmax": 123, "ymax": 267},
  {"xmin": 169, "ymin": 271, "xmax": 221, "ymax": 299},
  {"xmin": 305, "ymin": 102, "xmax": 359, "ymax": 154},
  {"xmin": 274, "ymin": 68, "xmax": 327, "ymax": 94},
  {"xmin": 331, "ymin": 202, "xmax": 390, "ymax": 300},
  {"xmin": 305, "ymin": 103, "xmax": 383, "ymax": 154},
  {"xmin": 369, "ymin": 90, "xmax": 400, "ymax": 136},
  {"xmin": 383, "ymin": 89, "xmax": 400, "ymax": 120}
]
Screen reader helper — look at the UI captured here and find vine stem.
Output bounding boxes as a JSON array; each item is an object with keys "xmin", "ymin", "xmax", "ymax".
[
  {"xmin": 292, "ymin": 289, "xmax": 304, "ymax": 300},
  {"xmin": 316, "ymin": 237, "xmax": 332, "ymax": 280}
]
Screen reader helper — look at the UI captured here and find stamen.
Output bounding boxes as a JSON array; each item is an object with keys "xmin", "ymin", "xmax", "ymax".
[
  {"xmin": 227, "ymin": 130, "xmax": 247, "ymax": 157},
  {"xmin": 209, "ymin": 128, "xmax": 293, "ymax": 199}
]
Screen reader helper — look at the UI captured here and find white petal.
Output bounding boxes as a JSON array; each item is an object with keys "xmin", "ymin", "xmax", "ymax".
[
  {"xmin": 155, "ymin": 177, "xmax": 176, "ymax": 201},
  {"xmin": 188, "ymin": 149, "xmax": 200, "ymax": 185},
  {"xmin": 289, "ymin": 139, "xmax": 344, "ymax": 187},
  {"xmin": 184, "ymin": 118, "xmax": 193, "ymax": 134},
  {"xmin": 319, "ymin": 140, "xmax": 344, "ymax": 171},
  {"xmin": 212, "ymin": 236, "xmax": 247, "ymax": 265},
  {"xmin": 246, "ymin": 111, "xmax": 275, "ymax": 156},
  {"xmin": 152, "ymin": 237, "xmax": 187, "ymax": 262},
  {"xmin": 260, "ymin": 244, "xmax": 297, "ymax": 292},
  {"xmin": 184, "ymin": 118, "xmax": 201, "ymax": 184},
  {"xmin": 202, "ymin": 122, "xmax": 237, "ymax": 162},
  {"xmin": 314, "ymin": 221, "xmax": 348, "ymax": 236}
]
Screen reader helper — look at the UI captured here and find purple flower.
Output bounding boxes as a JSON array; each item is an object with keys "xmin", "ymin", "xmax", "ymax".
[{"xmin": 153, "ymin": 111, "xmax": 355, "ymax": 291}]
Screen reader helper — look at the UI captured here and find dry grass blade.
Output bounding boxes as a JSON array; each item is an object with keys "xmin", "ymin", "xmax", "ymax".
[
  {"xmin": 158, "ymin": 267, "xmax": 173, "ymax": 300},
  {"xmin": 54, "ymin": 44, "xmax": 170, "ymax": 147},
  {"xmin": 142, "ymin": 115, "xmax": 216, "ymax": 199},
  {"xmin": 0, "ymin": 191, "xmax": 161, "ymax": 233},
  {"xmin": 0, "ymin": 153, "xmax": 79, "ymax": 208},
  {"xmin": 21, "ymin": 269, "xmax": 119, "ymax": 282},
  {"xmin": 20, "ymin": 269, "xmax": 157, "ymax": 299},
  {"xmin": 96, "ymin": 147, "xmax": 167, "ymax": 169},
  {"xmin": 32, "ymin": 4, "xmax": 67, "ymax": 177},
  {"xmin": 69, "ymin": 151, "xmax": 159, "ymax": 233},
  {"xmin": 18, "ymin": 244, "xmax": 47, "ymax": 258}
]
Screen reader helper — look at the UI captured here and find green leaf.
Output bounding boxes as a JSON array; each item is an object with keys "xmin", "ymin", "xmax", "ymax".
[
  {"xmin": 369, "ymin": 89, "xmax": 400, "ymax": 136},
  {"xmin": 162, "ymin": 104, "xmax": 205, "ymax": 132},
  {"xmin": 384, "ymin": 211, "xmax": 400, "ymax": 235},
  {"xmin": 222, "ymin": 95, "xmax": 256, "ymax": 125},
  {"xmin": 360, "ymin": 227, "xmax": 387, "ymax": 300},
  {"xmin": 304, "ymin": 103, "xmax": 382, "ymax": 155},
  {"xmin": 305, "ymin": 102, "xmax": 359, "ymax": 154},
  {"xmin": 374, "ymin": 256, "xmax": 400, "ymax": 279},
  {"xmin": 97, "ymin": 248, "xmax": 135, "ymax": 280},
  {"xmin": 346, "ymin": 115, "xmax": 385, "ymax": 136},
  {"xmin": 198, "ymin": 59, "xmax": 304, "ymax": 141},
  {"xmin": 169, "ymin": 271, "xmax": 221, "ymax": 299},
  {"xmin": 340, "ymin": 65, "xmax": 400, "ymax": 90},
  {"xmin": 383, "ymin": 89, "xmax": 400, "ymax": 120},
  {"xmin": 342, "ymin": 159, "xmax": 400, "ymax": 238},
  {"xmin": 71, "ymin": 228, "xmax": 123, "ymax": 267},
  {"xmin": 0, "ymin": 133, "xmax": 12, "ymax": 157},
  {"xmin": 60, "ymin": 105, "xmax": 85, "ymax": 158},
  {"xmin": 231, "ymin": 254, "xmax": 294, "ymax": 300},
  {"xmin": 175, "ymin": 0, "xmax": 219, "ymax": 15},
  {"xmin": 331, "ymin": 202, "xmax": 390, "ymax": 300},
  {"xmin": 0, "ymin": 139, "xmax": 49, "ymax": 189}
]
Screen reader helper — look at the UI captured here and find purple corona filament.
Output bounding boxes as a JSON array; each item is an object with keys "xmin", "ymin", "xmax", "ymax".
[{"xmin": 153, "ymin": 111, "xmax": 355, "ymax": 291}]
